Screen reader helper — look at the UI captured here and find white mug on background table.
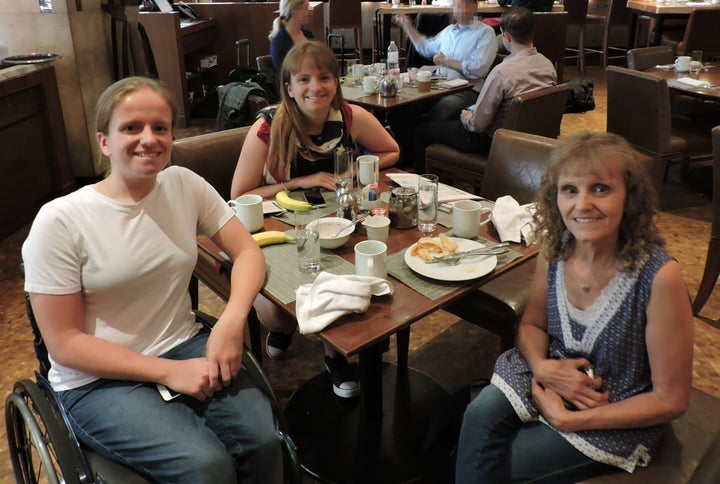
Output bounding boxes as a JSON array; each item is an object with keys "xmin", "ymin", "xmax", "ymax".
[
  {"xmin": 452, "ymin": 200, "xmax": 492, "ymax": 239},
  {"xmin": 417, "ymin": 70, "xmax": 432, "ymax": 93},
  {"xmin": 362, "ymin": 215, "xmax": 391, "ymax": 242},
  {"xmin": 355, "ymin": 240, "xmax": 387, "ymax": 278},
  {"xmin": 363, "ymin": 75, "xmax": 380, "ymax": 94},
  {"xmin": 675, "ymin": 56, "xmax": 691, "ymax": 72},
  {"xmin": 228, "ymin": 194, "xmax": 263, "ymax": 233}
]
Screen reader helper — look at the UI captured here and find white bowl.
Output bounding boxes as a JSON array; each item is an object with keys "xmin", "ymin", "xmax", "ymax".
[{"xmin": 307, "ymin": 217, "xmax": 354, "ymax": 249}]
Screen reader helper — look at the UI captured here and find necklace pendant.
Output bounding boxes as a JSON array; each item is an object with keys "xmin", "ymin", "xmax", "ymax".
[{"xmin": 581, "ymin": 285, "xmax": 591, "ymax": 294}]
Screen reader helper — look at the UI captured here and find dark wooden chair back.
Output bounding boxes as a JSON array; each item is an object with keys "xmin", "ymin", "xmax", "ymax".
[{"xmin": 533, "ymin": 12, "xmax": 569, "ymax": 82}]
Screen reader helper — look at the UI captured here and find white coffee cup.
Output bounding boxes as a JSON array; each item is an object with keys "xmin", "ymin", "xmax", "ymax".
[
  {"xmin": 350, "ymin": 63, "xmax": 365, "ymax": 81},
  {"xmin": 363, "ymin": 75, "xmax": 380, "ymax": 94},
  {"xmin": 675, "ymin": 56, "xmax": 691, "ymax": 72},
  {"xmin": 362, "ymin": 215, "xmax": 391, "ymax": 242},
  {"xmin": 228, "ymin": 194, "xmax": 264, "ymax": 233},
  {"xmin": 373, "ymin": 62, "xmax": 386, "ymax": 76},
  {"xmin": 452, "ymin": 200, "xmax": 492, "ymax": 239},
  {"xmin": 417, "ymin": 70, "xmax": 432, "ymax": 93},
  {"xmin": 354, "ymin": 240, "xmax": 387, "ymax": 279}
]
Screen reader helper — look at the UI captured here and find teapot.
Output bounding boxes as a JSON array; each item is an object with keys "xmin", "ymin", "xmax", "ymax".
[{"xmin": 379, "ymin": 75, "xmax": 397, "ymax": 98}]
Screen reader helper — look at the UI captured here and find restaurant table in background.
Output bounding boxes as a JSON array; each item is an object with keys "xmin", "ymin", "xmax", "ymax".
[
  {"xmin": 374, "ymin": 2, "xmax": 565, "ymax": 60},
  {"xmin": 626, "ymin": 0, "xmax": 719, "ymax": 47},
  {"xmin": 341, "ymin": 79, "xmax": 472, "ymax": 113},
  {"xmin": 194, "ymin": 169, "xmax": 537, "ymax": 482},
  {"xmin": 645, "ymin": 62, "xmax": 720, "ymax": 102}
]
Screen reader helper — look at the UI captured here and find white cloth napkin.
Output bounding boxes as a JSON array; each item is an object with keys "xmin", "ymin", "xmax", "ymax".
[
  {"xmin": 296, "ymin": 272, "xmax": 394, "ymax": 334},
  {"xmin": 677, "ymin": 77, "xmax": 711, "ymax": 89},
  {"xmin": 490, "ymin": 195, "xmax": 537, "ymax": 245},
  {"xmin": 439, "ymin": 79, "xmax": 469, "ymax": 88}
]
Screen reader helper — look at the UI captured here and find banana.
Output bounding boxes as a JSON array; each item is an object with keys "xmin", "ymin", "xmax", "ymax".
[
  {"xmin": 252, "ymin": 231, "xmax": 295, "ymax": 247},
  {"xmin": 275, "ymin": 190, "xmax": 312, "ymax": 212}
]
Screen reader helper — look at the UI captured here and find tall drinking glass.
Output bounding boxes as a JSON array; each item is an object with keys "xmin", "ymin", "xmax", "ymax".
[
  {"xmin": 334, "ymin": 146, "xmax": 355, "ymax": 219},
  {"xmin": 295, "ymin": 211, "xmax": 321, "ymax": 273},
  {"xmin": 417, "ymin": 174, "xmax": 439, "ymax": 233}
]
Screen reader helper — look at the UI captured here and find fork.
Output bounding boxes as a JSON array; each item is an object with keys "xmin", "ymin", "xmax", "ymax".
[{"xmin": 425, "ymin": 242, "xmax": 510, "ymax": 265}]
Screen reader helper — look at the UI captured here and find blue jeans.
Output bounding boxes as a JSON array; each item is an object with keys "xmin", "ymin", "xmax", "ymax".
[
  {"xmin": 58, "ymin": 330, "xmax": 282, "ymax": 483},
  {"xmin": 455, "ymin": 384, "xmax": 613, "ymax": 483}
]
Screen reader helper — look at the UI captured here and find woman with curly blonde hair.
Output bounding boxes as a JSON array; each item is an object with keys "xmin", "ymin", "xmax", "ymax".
[
  {"xmin": 456, "ymin": 131, "xmax": 693, "ymax": 482},
  {"xmin": 231, "ymin": 41, "xmax": 398, "ymax": 399}
]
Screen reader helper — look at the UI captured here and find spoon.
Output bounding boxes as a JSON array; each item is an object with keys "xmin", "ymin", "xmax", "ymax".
[{"xmin": 330, "ymin": 214, "xmax": 369, "ymax": 238}]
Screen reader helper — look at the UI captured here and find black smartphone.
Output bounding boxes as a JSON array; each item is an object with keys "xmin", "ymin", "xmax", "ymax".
[{"xmin": 304, "ymin": 190, "xmax": 327, "ymax": 208}]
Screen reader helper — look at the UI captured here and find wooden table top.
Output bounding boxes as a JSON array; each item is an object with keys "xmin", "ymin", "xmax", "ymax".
[
  {"xmin": 626, "ymin": 0, "xmax": 720, "ymax": 15},
  {"xmin": 197, "ymin": 169, "xmax": 538, "ymax": 358},
  {"xmin": 341, "ymin": 81, "xmax": 472, "ymax": 112},
  {"xmin": 645, "ymin": 62, "xmax": 720, "ymax": 101}
]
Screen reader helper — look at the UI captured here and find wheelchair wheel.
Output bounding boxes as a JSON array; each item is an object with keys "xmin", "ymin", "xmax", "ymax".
[{"xmin": 5, "ymin": 379, "xmax": 90, "ymax": 484}]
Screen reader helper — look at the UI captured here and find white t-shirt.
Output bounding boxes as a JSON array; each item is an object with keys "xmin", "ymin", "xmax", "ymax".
[{"xmin": 22, "ymin": 166, "xmax": 235, "ymax": 391}]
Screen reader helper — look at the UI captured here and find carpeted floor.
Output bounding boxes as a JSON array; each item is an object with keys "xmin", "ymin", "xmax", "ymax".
[{"xmin": 1, "ymin": 65, "xmax": 719, "ymax": 483}]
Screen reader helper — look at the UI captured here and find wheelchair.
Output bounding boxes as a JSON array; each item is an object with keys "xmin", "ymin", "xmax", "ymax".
[{"xmin": 5, "ymin": 265, "xmax": 300, "ymax": 484}]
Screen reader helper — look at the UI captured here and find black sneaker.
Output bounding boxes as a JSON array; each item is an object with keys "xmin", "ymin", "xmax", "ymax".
[
  {"xmin": 324, "ymin": 355, "xmax": 360, "ymax": 399},
  {"xmin": 266, "ymin": 331, "xmax": 293, "ymax": 360}
]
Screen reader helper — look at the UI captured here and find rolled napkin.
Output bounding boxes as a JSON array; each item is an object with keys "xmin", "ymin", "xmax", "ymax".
[
  {"xmin": 296, "ymin": 272, "xmax": 394, "ymax": 334},
  {"xmin": 490, "ymin": 195, "xmax": 537, "ymax": 245},
  {"xmin": 677, "ymin": 77, "xmax": 711, "ymax": 89}
]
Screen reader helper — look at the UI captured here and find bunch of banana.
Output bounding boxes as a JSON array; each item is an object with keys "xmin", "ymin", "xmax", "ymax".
[
  {"xmin": 252, "ymin": 231, "xmax": 295, "ymax": 247},
  {"xmin": 275, "ymin": 190, "xmax": 312, "ymax": 212}
]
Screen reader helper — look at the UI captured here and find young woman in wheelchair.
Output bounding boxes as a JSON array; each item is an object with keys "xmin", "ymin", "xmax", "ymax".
[{"xmin": 22, "ymin": 77, "xmax": 283, "ymax": 483}]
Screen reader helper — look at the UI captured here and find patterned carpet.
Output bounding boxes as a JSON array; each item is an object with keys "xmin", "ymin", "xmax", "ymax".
[{"xmin": 1, "ymin": 65, "xmax": 719, "ymax": 483}]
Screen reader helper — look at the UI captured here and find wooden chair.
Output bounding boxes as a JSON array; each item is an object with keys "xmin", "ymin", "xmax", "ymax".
[
  {"xmin": 692, "ymin": 125, "xmax": 720, "ymax": 315},
  {"xmin": 256, "ymin": 54, "xmax": 273, "ymax": 71},
  {"xmin": 584, "ymin": 0, "xmax": 633, "ymax": 68},
  {"xmin": 443, "ymin": 129, "xmax": 559, "ymax": 351},
  {"xmin": 563, "ymin": 0, "xmax": 589, "ymax": 75},
  {"xmin": 676, "ymin": 8, "xmax": 720, "ymax": 60},
  {"xmin": 425, "ymin": 83, "xmax": 569, "ymax": 195},
  {"xmin": 533, "ymin": 12, "xmax": 569, "ymax": 83},
  {"xmin": 605, "ymin": 66, "xmax": 713, "ymax": 189},
  {"xmin": 325, "ymin": 0, "xmax": 363, "ymax": 65}
]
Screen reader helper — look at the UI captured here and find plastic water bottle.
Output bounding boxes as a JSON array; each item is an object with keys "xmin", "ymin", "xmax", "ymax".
[{"xmin": 386, "ymin": 41, "xmax": 399, "ymax": 73}]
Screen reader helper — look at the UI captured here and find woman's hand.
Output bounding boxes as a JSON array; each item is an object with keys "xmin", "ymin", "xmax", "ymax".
[
  {"xmin": 292, "ymin": 171, "xmax": 337, "ymax": 191},
  {"xmin": 531, "ymin": 378, "xmax": 578, "ymax": 432},
  {"xmin": 163, "ymin": 358, "xmax": 217, "ymax": 401},
  {"xmin": 205, "ymin": 317, "xmax": 245, "ymax": 389},
  {"xmin": 535, "ymin": 358, "xmax": 609, "ymax": 410}
]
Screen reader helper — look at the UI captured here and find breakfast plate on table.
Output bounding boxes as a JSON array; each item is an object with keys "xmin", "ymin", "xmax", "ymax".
[{"xmin": 404, "ymin": 236, "xmax": 497, "ymax": 281}]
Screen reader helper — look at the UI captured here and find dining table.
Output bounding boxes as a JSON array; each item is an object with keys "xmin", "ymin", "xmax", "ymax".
[
  {"xmin": 626, "ymin": 0, "xmax": 720, "ymax": 47},
  {"xmin": 644, "ymin": 61, "xmax": 720, "ymax": 102},
  {"xmin": 341, "ymin": 78, "xmax": 472, "ymax": 113},
  {"xmin": 194, "ymin": 169, "xmax": 538, "ymax": 482}
]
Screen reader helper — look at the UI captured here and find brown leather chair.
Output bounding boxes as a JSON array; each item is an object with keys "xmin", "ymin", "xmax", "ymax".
[
  {"xmin": 533, "ymin": 11, "xmax": 569, "ymax": 83},
  {"xmin": 580, "ymin": 388, "xmax": 720, "ymax": 483},
  {"xmin": 170, "ymin": 127, "xmax": 265, "ymax": 360},
  {"xmin": 425, "ymin": 83, "xmax": 569, "ymax": 195},
  {"xmin": 626, "ymin": 44, "xmax": 674, "ymax": 71},
  {"xmin": 692, "ymin": 125, "xmax": 720, "ymax": 315},
  {"xmin": 584, "ymin": 0, "xmax": 633, "ymax": 68},
  {"xmin": 326, "ymin": 0, "xmax": 363, "ymax": 65},
  {"xmin": 605, "ymin": 66, "xmax": 714, "ymax": 189},
  {"xmin": 676, "ymin": 8, "xmax": 720, "ymax": 59},
  {"xmin": 443, "ymin": 129, "xmax": 559, "ymax": 351},
  {"xmin": 256, "ymin": 54, "xmax": 274, "ymax": 72},
  {"xmin": 563, "ymin": 0, "xmax": 589, "ymax": 75}
]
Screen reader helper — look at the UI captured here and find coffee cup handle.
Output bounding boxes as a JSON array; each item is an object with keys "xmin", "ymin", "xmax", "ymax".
[
  {"xmin": 478, "ymin": 207, "xmax": 493, "ymax": 225},
  {"xmin": 228, "ymin": 200, "xmax": 237, "ymax": 209}
]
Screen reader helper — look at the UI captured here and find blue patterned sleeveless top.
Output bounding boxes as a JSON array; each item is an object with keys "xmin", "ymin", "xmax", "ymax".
[{"xmin": 492, "ymin": 245, "xmax": 673, "ymax": 472}]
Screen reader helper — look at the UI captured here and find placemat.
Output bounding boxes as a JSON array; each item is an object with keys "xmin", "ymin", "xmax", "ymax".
[
  {"xmin": 387, "ymin": 236, "xmax": 524, "ymax": 300},
  {"xmin": 262, "ymin": 242, "xmax": 356, "ymax": 304},
  {"xmin": 272, "ymin": 191, "xmax": 338, "ymax": 226}
]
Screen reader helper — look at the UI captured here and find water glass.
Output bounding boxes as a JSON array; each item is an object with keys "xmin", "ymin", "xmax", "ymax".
[
  {"xmin": 295, "ymin": 212, "xmax": 321, "ymax": 273},
  {"xmin": 417, "ymin": 174, "xmax": 439, "ymax": 233},
  {"xmin": 690, "ymin": 50, "xmax": 703, "ymax": 76}
]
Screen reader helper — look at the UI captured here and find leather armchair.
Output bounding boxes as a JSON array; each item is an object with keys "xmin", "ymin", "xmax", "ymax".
[
  {"xmin": 444, "ymin": 129, "xmax": 559, "ymax": 352},
  {"xmin": 425, "ymin": 84, "xmax": 569, "ymax": 195}
]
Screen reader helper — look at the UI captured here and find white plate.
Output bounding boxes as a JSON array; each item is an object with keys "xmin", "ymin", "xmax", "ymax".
[
  {"xmin": 404, "ymin": 237, "xmax": 498, "ymax": 281},
  {"xmin": 2, "ymin": 53, "xmax": 59, "ymax": 65}
]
